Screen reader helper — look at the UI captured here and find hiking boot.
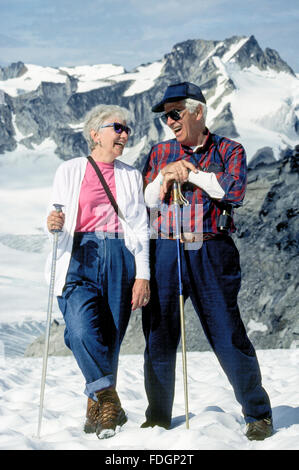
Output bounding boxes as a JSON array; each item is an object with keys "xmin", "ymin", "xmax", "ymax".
[
  {"xmin": 84, "ymin": 397, "xmax": 100, "ymax": 434},
  {"xmin": 245, "ymin": 417, "xmax": 273, "ymax": 441},
  {"xmin": 141, "ymin": 419, "xmax": 170, "ymax": 430},
  {"xmin": 95, "ymin": 387, "xmax": 127, "ymax": 439}
]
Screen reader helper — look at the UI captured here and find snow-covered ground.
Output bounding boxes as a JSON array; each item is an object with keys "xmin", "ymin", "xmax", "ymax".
[
  {"xmin": 1, "ymin": 349, "xmax": 299, "ymax": 451},
  {"xmin": 0, "ymin": 144, "xmax": 298, "ymax": 451}
]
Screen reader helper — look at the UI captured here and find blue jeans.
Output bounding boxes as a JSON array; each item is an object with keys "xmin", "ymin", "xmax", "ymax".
[
  {"xmin": 142, "ymin": 237, "xmax": 272, "ymax": 427},
  {"xmin": 57, "ymin": 232, "xmax": 135, "ymax": 400}
]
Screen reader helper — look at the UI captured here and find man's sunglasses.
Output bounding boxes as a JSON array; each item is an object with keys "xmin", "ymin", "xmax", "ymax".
[
  {"xmin": 160, "ymin": 109, "xmax": 184, "ymax": 124},
  {"xmin": 100, "ymin": 122, "xmax": 132, "ymax": 135}
]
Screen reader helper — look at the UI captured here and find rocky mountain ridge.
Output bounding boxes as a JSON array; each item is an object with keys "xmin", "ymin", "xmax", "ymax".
[{"xmin": 0, "ymin": 35, "xmax": 298, "ymax": 165}]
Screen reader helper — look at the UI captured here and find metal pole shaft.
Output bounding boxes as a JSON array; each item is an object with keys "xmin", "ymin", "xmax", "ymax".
[
  {"xmin": 37, "ymin": 204, "xmax": 62, "ymax": 439},
  {"xmin": 179, "ymin": 295, "xmax": 189, "ymax": 429},
  {"xmin": 173, "ymin": 182, "xmax": 189, "ymax": 429}
]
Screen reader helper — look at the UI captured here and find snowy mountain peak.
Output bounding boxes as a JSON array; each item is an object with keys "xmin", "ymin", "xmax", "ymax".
[
  {"xmin": 229, "ymin": 34, "xmax": 295, "ymax": 75},
  {"xmin": 161, "ymin": 35, "xmax": 295, "ymax": 80}
]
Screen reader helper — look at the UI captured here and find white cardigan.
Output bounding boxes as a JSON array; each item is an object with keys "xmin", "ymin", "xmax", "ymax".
[{"xmin": 45, "ymin": 157, "xmax": 150, "ymax": 296}]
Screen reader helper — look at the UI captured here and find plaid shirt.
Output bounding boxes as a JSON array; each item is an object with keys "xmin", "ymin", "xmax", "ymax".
[{"xmin": 142, "ymin": 130, "xmax": 247, "ymax": 235}]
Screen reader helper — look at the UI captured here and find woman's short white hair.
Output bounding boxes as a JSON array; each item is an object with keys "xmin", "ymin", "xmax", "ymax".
[
  {"xmin": 185, "ymin": 98, "xmax": 207, "ymax": 122},
  {"xmin": 83, "ymin": 104, "xmax": 132, "ymax": 150}
]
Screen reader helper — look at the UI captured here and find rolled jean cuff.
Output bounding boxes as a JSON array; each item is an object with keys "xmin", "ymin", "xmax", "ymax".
[{"xmin": 84, "ymin": 374, "xmax": 114, "ymax": 401}]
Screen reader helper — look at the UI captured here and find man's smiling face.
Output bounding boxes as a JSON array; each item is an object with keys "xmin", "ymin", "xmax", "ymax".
[{"xmin": 164, "ymin": 100, "xmax": 200, "ymax": 146}]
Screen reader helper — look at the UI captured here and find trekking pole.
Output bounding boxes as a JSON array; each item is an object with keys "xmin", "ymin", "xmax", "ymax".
[
  {"xmin": 37, "ymin": 203, "xmax": 63, "ymax": 439},
  {"xmin": 172, "ymin": 182, "xmax": 189, "ymax": 429}
]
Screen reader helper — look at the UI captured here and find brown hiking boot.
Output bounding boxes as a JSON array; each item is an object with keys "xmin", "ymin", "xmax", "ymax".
[
  {"xmin": 95, "ymin": 387, "xmax": 127, "ymax": 439},
  {"xmin": 245, "ymin": 417, "xmax": 273, "ymax": 441},
  {"xmin": 84, "ymin": 397, "xmax": 100, "ymax": 434}
]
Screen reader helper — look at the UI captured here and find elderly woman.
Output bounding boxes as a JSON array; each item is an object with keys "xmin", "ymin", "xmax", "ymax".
[{"xmin": 45, "ymin": 104, "xmax": 150, "ymax": 439}]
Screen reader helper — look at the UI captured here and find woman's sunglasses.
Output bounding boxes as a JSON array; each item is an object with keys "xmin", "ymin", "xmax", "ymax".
[
  {"xmin": 160, "ymin": 109, "xmax": 184, "ymax": 124},
  {"xmin": 100, "ymin": 122, "xmax": 132, "ymax": 135}
]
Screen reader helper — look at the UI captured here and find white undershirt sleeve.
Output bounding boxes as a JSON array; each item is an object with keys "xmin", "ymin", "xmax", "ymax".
[
  {"xmin": 144, "ymin": 172, "xmax": 163, "ymax": 207},
  {"xmin": 188, "ymin": 171, "xmax": 225, "ymax": 199},
  {"xmin": 144, "ymin": 169, "xmax": 225, "ymax": 206}
]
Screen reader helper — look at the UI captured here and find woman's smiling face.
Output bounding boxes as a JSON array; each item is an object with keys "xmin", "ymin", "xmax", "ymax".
[{"xmin": 91, "ymin": 116, "xmax": 130, "ymax": 161}]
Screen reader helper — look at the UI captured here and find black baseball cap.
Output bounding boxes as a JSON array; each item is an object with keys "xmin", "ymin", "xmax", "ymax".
[{"xmin": 152, "ymin": 81, "xmax": 206, "ymax": 112}]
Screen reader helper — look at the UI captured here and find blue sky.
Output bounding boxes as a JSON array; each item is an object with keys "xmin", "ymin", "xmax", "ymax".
[{"xmin": 0, "ymin": 0, "xmax": 298, "ymax": 72}]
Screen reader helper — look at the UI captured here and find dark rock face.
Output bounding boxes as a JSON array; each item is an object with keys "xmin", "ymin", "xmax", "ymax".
[
  {"xmin": 229, "ymin": 35, "xmax": 295, "ymax": 75},
  {"xmin": 0, "ymin": 61, "xmax": 27, "ymax": 80},
  {"xmin": 211, "ymin": 103, "xmax": 239, "ymax": 138},
  {"xmin": 232, "ymin": 146, "xmax": 299, "ymax": 350},
  {"xmin": 0, "ymin": 93, "xmax": 16, "ymax": 153}
]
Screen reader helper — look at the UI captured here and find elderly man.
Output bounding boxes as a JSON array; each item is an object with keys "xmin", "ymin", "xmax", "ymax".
[{"xmin": 141, "ymin": 82, "xmax": 273, "ymax": 441}]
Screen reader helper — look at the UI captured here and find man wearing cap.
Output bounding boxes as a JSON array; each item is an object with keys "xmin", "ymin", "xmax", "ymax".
[{"xmin": 141, "ymin": 82, "xmax": 273, "ymax": 441}]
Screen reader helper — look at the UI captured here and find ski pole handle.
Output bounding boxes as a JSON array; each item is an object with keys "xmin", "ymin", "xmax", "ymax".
[
  {"xmin": 50, "ymin": 204, "xmax": 64, "ymax": 233},
  {"xmin": 172, "ymin": 181, "xmax": 179, "ymax": 205},
  {"xmin": 172, "ymin": 181, "xmax": 189, "ymax": 207},
  {"xmin": 54, "ymin": 203, "xmax": 63, "ymax": 212}
]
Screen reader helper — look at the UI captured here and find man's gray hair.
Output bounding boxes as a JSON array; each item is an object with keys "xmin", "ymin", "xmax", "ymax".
[
  {"xmin": 83, "ymin": 104, "xmax": 132, "ymax": 150},
  {"xmin": 185, "ymin": 98, "xmax": 207, "ymax": 122}
]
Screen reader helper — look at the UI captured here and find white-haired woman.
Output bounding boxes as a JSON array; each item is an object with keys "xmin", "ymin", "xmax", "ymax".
[{"xmin": 46, "ymin": 104, "xmax": 150, "ymax": 439}]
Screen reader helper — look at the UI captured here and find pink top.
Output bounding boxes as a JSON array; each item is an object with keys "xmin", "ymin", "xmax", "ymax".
[{"xmin": 75, "ymin": 160, "xmax": 123, "ymax": 233}]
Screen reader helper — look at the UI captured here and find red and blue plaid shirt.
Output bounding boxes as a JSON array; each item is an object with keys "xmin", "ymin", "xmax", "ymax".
[{"xmin": 142, "ymin": 130, "xmax": 247, "ymax": 235}]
